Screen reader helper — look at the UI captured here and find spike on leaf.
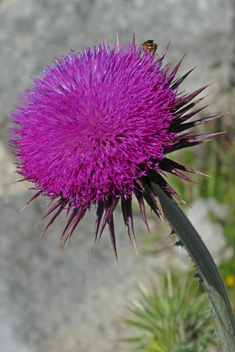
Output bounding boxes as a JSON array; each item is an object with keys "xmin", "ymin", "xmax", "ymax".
[{"xmin": 175, "ymin": 240, "xmax": 184, "ymax": 248}]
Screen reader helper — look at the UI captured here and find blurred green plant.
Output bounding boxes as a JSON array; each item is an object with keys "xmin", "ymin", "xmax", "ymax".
[{"xmin": 120, "ymin": 272, "xmax": 216, "ymax": 352}]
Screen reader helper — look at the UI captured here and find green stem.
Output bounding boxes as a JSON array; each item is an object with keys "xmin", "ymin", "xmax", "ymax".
[{"xmin": 152, "ymin": 184, "xmax": 235, "ymax": 352}]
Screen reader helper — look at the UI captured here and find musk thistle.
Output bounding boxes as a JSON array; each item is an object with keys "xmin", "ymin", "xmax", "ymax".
[{"xmin": 9, "ymin": 34, "xmax": 219, "ymax": 257}]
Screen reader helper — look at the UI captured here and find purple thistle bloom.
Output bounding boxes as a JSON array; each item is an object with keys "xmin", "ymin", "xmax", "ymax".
[{"xmin": 9, "ymin": 34, "xmax": 220, "ymax": 259}]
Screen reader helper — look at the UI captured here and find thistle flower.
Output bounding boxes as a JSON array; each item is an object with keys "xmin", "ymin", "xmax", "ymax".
[{"xmin": 9, "ymin": 34, "xmax": 220, "ymax": 258}]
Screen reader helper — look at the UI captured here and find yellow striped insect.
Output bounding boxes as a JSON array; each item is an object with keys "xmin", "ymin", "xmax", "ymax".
[{"xmin": 142, "ymin": 40, "xmax": 158, "ymax": 55}]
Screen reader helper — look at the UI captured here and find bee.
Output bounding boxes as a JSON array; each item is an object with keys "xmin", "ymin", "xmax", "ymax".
[{"xmin": 142, "ymin": 40, "xmax": 158, "ymax": 55}]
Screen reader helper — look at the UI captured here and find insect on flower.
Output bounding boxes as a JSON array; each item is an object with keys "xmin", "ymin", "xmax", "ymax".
[
  {"xmin": 9, "ymin": 33, "xmax": 221, "ymax": 261},
  {"xmin": 142, "ymin": 39, "xmax": 158, "ymax": 55}
]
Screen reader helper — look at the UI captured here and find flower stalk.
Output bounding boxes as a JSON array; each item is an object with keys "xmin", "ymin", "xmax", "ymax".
[{"xmin": 152, "ymin": 183, "xmax": 235, "ymax": 352}]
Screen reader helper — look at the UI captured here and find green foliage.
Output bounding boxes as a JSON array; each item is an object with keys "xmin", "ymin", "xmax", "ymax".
[{"xmin": 120, "ymin": 273, "xmax": 215, "ymax": 352}]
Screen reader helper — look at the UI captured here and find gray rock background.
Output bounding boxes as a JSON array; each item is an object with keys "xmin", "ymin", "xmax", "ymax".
[
  {"xmin": 0, "ymin": 0, "xmax": 234, "ymax": 351},
  {"xmin": 0, "ymin": 192, "xmax": 159, "ymax": 352}
]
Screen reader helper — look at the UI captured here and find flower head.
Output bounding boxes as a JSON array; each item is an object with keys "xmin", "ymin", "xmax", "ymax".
[{"xmin": 9, "ymin": 34, "xmax": 219, "ymax": 258}]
